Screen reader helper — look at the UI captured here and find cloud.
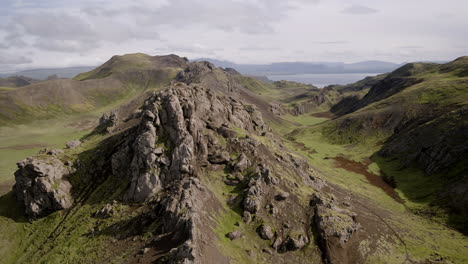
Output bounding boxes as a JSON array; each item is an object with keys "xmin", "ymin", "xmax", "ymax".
[
  {"xmin": 0, "ymin": 53, "xmax": 32, "ymax": 65},
  {"xmin": 312, "ymin": 41, "xmax": 350, "ymax": 45},
  {"xmin": 342, "ymin": 5, "xmax": 379, "ymax": 15},
  {"xmin": 0, "ymin": 0, "xmax": 468, "ymax": 71}
]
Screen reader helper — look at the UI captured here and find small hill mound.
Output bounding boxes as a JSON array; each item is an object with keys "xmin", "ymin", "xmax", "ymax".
[
  {"xmin": 0, "ymin": 54, "xmax": 189, "ymax": 126},
  {"xmin": 0, "ymin": 76, "xmax": 37, "ymax": 88},
  {"xmin": 74, "ymin": 53, "xmax": 188, "ymax": 81}
]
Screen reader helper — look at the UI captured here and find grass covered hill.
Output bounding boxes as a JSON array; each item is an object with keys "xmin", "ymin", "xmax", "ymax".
[
  {"xmin": 290, "ymin": 57, "xmax": 468, "ymax": 233},
  {"xmin": 0, "ymin": 54, "xmax": 188, "ymax": 126}
]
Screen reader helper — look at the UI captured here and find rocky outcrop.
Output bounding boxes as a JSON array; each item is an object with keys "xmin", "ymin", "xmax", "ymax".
[
  {"xmin": 109, "ymin": 81, "xmax": 268, "ymax": 203},
  {"xmin": 289, "ymin": 87, "xmax": 343, "ymax": 116},
  {"xmin": 11, "ymin": 60, "xmax": 384, "ymax": 263},
  {"xmin": 257, "ymin": 224, "xmax": 274, "ymax": 240},
  {"xmin": 311, "ymin": 194, "xmax": 360, "ymax": 264},
  {"xmin": 98, "ymin": 112, "xmax": 118, "ymax": 133},
  {"xmin": 66, "ymin": 140, "xmax": 82, "ymax": 149},
  {"xmin": 14, "ymin": 157, "xmax": 73, "ymax": 219}
]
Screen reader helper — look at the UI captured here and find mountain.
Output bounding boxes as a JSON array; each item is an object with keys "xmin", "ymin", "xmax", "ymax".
[
  {"xmin": 0, "ymin": 53, "xmax": 188, "ymax": 126},
  {"xmin": 0, "ymin": 66, "xmax": 96, "ymax": 80},
  {"xmin": 194, "ymin": 58, "xmax": 402, "ymax": 75},
  {"xmin": 0, "ymin": 76, "xmax": 38, "ymax": 89},
  {"xmin": 0, "ymin": 53, "xmax": 467, "ymax": 264},
  {"xmin": 290, "ymin": 57, "xmax": 468, "ymax": 233}
]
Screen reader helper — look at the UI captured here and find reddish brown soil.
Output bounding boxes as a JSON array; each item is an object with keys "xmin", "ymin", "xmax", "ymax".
[
  {"xmin": 333, "ymin": 156, "xmax": 404, "ymax": 204},
  {"xmin": 311, "ymin": 111, "xmax": 336, "ymax": 118},
  {"xmin": 0, "ymin": 143, "xmax": 48, "ymax": 150},
  {"xmin": 292, "ymin": 141, "xmax": 317, "ymax": 155}
]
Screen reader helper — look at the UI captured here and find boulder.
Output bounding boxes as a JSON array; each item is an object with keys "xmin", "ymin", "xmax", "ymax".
[
  {"xmin": 66, "ymin": 140, "xmax": 82, "ymax": 150},
  {"xmin": 226, "ymin": 231, "xmax": 242, "ymax": 241},
  {"xmin": 14, "ymin": 157, "xmax": 73, "ymax": 219},
  {"xmin": 280, "ymin": 235, "xmax": 309, "ymax": 251},
  {"xmin": 257, "ymin": 224, "xmax": 274, "ymax": 240},
  {"xmin": 275, "ymin": 192, "xmax": 290, "ymax": 201},
  {"xmin": 233, "ymin": 153, "xmax": 249, "ymax": 172},
  {"xmin": 208, "ymin": 151, "xmax": 230, "ymax": 164}
]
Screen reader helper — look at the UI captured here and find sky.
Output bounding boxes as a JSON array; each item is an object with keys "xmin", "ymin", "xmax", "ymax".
[{"xmin": 0, "ymin": 0, "xmax": 467, "ymax": 72}]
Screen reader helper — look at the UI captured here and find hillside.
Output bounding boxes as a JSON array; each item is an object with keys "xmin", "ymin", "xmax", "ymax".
[
  {"xmin": 0, "ymin": 66, "xmax": 96, "ymax": 80},
  {"xmin": 0, "ymin": 54, "xmax": 188, "ymax": 126},
  {"xmin": 290, "ymin": 57, "xmax": 468, "ymax": 233},
  {"xmin": 0, "ymin": 55, "xmax": 466, "ymax": 264},
  {"xmin": 0, "ymin": 76, "xmax": 37, "ymax": 89}
]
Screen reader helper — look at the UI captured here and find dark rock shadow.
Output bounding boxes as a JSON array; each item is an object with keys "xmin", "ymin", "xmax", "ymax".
[{"xmin": 0, "ymin": 191, "xmax": 28, "ymax": 223}]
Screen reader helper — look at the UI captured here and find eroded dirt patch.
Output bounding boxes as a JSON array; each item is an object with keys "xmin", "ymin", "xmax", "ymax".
[
  {"xmin": 333, "ymin": 156, "xmax": 404, "ymax": 204},
  {"xmin": 0, "ymin": 143, "xmax": 48, "ymax": 150},
  {"xmin": 292, "ymin": 141, "xmax": 317, "ymax": 155}
]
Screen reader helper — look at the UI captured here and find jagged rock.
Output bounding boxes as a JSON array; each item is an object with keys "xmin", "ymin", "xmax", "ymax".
[
  {"xmin": 14, "ymin": 157, "xmax": 73, "ymax": 219},
  {"xmin": 257, "ymin": 165, "xmax": 277, "ymax": 185},
  {"xmin": 66, "ymin": 140, "xmax": 82, "ymax": 149},
  {"xmin": 269, "ymin": 102, "xmax": 286, "ymax": 116},
  {"xmin": 275, "ymin": 192, "xmax": 290, "ymax": 201},
  {"xmin": 224, "ymin": 179, "xmax": 240, "ymax": 186},
  {"xmin": 208, "ymin": 151, "xmax": 230, "ymax": 164},
  {"xmin": 233, "ymin": 172, "xmax": 244, "ymax": 182},
  {"xmin": 243, "ymin": 211, "xmax": 252, "ymax": 224},
  {"xmin": 217, "ymin": 126, "xmax": 237, "ymax": 138},
  {"xmin": 311, "ymin": 194, "xmax": 360, "ymax": 262},
  {"xmin": 243, "ymin": 183, "xmax": 263, "ymax": 214},
  {"xmin": 257, "ymin": 224, "xmax": 274, "ymax": 240},
  {"xmin": 233, "ymin": 153, "xmax": 249, "ymax": 172},
  {"xmin": 280, "ymin": 235, "xmax": 309, "ymax": 251},
  {"xmin": 154, "ymin": 147, "xmax": 164, "ymax": 155},
  {"xmin": 46, "ymin": 149, "xmax": 64, "ymax": 157},
  {"xmin": 99, "ymin": 112, "xmax": 118, "ymax": 133},
  {"xmin": 226, "ymin": 231, "xmax": 242, "ymax": 240},
  {"xmin": 94, "ymin": 203, "xmax": 115, "ymax": 218}
]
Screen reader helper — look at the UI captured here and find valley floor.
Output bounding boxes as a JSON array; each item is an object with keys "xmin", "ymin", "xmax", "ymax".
[{"xmin": 276, "ymin": 112, "xmax": 468, "ymax": 263}]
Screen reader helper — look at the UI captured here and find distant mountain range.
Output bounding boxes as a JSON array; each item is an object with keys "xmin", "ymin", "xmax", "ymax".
[
  {"xmin": 193, "ymin": 58, "xmax": 404, "ymax": 75},
  {"xmin": 0, "ymin": 66, "xmax": 95, "ymax": 80},
  {"xmin": 0, "ymin": 58, "xmax": 445, "ymax": 80}
]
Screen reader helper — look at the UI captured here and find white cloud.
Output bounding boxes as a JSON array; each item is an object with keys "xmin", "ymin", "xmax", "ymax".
[
  {"xmin": 342, "ymin": 5, "xmax": 379, "ymax": 15},
  {"xmin": 0, "ymin": 0, "xmax": 467, "ymax": 71}
]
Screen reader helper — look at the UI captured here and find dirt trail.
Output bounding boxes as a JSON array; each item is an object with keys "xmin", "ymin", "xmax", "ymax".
[{"xmin": 333, "ymin": 156, "xmax": 405, "ymax": 204}]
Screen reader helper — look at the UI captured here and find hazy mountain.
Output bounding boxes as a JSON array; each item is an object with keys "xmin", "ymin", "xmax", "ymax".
[
  {"xmin": 194, "ymin": 58, "xmax": 403, "ymax": 75},
  {"xmin": 0, "ymin": 66, "xmax": 96, "ymax": 80}
]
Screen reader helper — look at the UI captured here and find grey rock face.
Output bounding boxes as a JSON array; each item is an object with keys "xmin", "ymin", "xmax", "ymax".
[
  {"xmin": 112, "ymin": 82, "xmax": 268, "ymax": 203},
  {"xmin": 99, "ymin": 112, "xmax": 118, "ymax": 133},
  {"xmin": 233, "ymin": 153, "xmax": 249, "ymax": 172},
  {"xmin": 257, "ymin": 224, "xmax": 274, "ymax": 240},
  {"xmin": 14, "ymin": 157, "xmax": 73, "ymax": 219},
  {"xmin": 66, "ymin": 140, "xmax": 82, "ymax": 149}
]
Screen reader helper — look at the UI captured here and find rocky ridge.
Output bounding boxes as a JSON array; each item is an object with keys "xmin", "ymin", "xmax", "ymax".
[{"xmin": 13, "ymin": 61, "xmax": 397, "ymax": 263}]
